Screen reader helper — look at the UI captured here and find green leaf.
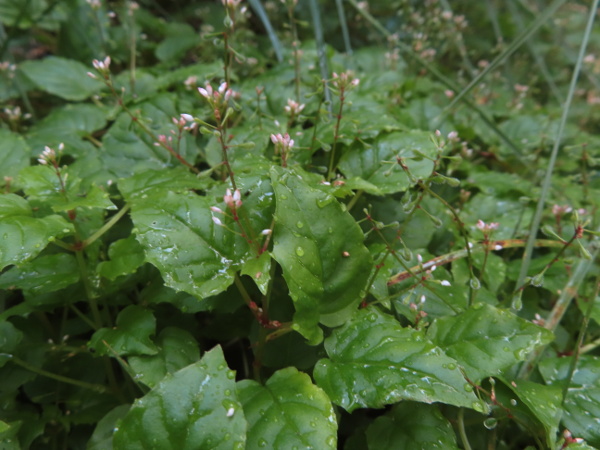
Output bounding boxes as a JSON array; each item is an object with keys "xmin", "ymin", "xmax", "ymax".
[
  {"xmin": 128, "ymin": 328, "xmax": 200, "ymax": 388},
  {"xmin": 0, "ymin": 129, "xmax": 29, "ymax": 183},
  {"xmin": 539, "ymin": 356, "xmax": 600, "ymax": 446},
  {"xmin": 0, "ymin": 253, "xmax": 79, "ymax": 293},
  {"xmin": 88, "ymin": 405, "xmax": 130, "ymax": 450},
  {"xmin": 97, "ymin": 235, "xmax": 145, "ymax": 280},
  {"xmin": 338, "ymin": 130, "xmax": 438, "ymax": 195},
  {"xmin": 428, "ymin": 303, "xmax": 554, "ymax": 383},
  {"xmin": 237, "ymin": 367, "xmax": 337, "ymax": 450},
  {"xmin": 26, "ymin": 104, "xmax": 107, "ymax": 158},
  {"xmin": 127, "ymin": 190, "xmax": 247, "ymax": 299},
  {"xmin": 89, "ymin": 305, "xmax": 158, "ymax": 357},
  {"xmin": 503, "ymin": 379, "xmax": 562, "ymax": 448},
  {"xmin": 155, "ymin": 22, "xmax": 201, "ymax": 62},
  {"xmin": 365, "ymin": 402, "xmax": 459, "ymax": 450},
  {"xmin": 118, "ymin": 168, "xmax": 212, "ymax": 201},
  {"xmin": 101, "ymin": 95, "xmax": 198, "ymax": 178},
  {"xmin": 19, "ymin": 166, "xmax": 115, "ymax": 212},
  {"xmin": 0, "ymin": 206, "xmax": 73, "ymax": 270},
  {"xmin": 313, "ymin": 307, "xmax": 482, "ymax": 413},
  {"xmin": 20, "ymin": 56, "xmax": 103, "ymax": 101},
  {"xmin": 240, "ymin": 252, "xmax": 272, "ymax": 296},
  {"xmin": 270, "ymin": 166, "xmax": 373, "ymax": 344},
  {"xmin": 0, "ymin": 194, "xmax": 32, "ymax": 219},
  {"xmin": 0, "ymin": 321, "xmax": 23, "ymax": 354},
  {"xmin": 113, "ymin": 346, "xmax": 246, "ymax": 450}
]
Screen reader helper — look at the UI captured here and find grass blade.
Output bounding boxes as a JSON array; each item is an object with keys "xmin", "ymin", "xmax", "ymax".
[
  {"xmin": 346, "ymin": 0, "xmax": 522, "ymax": 156},
  {"xmin": 515, "ymin": 0, "xmax": 600, "ymax": 293},
  {"xmin": 309, "ymin": 0, "xmax": 332, "ymax": 113},
  {"xmin": 438, "ymin": 0, "xmax": 567, "ymax": 123},
  {"xmin": 335, "ymin": 0, "xmax": 352, "ymax": 55},
  {"xmin": 247, "ymin": 0, "xmax": 283, "ymax": 62}
]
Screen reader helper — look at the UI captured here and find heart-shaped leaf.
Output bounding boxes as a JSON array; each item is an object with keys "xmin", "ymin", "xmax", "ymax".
[
  {"xmin": 313, "ymin": 307, "xmax": 483, "ymax": 413},
  {"xmin": 237, "ymin": 367, "xmax": 337, "ymax": 450}
]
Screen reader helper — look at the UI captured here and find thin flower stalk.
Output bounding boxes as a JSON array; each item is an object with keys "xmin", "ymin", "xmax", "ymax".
[{"xmin": 327, "ymin": 71, "xmax": 359, "ymax": 181}]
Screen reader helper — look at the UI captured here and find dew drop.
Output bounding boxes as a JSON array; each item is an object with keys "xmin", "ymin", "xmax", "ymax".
[
  {"xmin": 258, "ymin": 438, "xmax": 268, "ymax": 447},
  {"xmin": 325, "ymin": 436, "xmax": 336, "ymax": 447},
  {"xmin": 280, "ymin": 195, "xmax": 288, "ymax": 200},
  {"xmin": 295, "ymin": 247, "xmax": 305, "ymax": 257},
  {"xmin": 447, "ymin": 363, "xmax": 456, "ymax": 370},
  {"xmin": 296, "ymin": 221, "xmax": 304, "ymax": 228},
  {"xmin": 483, "ymin": 417, "xmax": 498, "ymax": 430},
  {"xmin": 227, "ymin": 370, "xmax": 236, "ymax": 379},
  {"xmin": 464, "ymin": 383, "xmax": 474, "ymax": 392}
]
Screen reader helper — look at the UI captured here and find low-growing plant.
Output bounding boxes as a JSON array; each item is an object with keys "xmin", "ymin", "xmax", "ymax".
[{"xmin": 1, "ymin": 0, "xmax": 599, "ymax": 449}]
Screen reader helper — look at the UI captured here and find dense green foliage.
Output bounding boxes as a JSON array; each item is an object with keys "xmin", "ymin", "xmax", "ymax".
[{"xmin": 1, "ymin": 0, "xmax": 599, "ymax": 448}]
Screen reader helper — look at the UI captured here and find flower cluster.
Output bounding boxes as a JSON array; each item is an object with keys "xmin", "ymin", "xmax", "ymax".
[
  {"xmin": 331, "ymin": 71, "xmax": 360, "ymax": 91},
  {"xmin": 198, "ymin": 82, "xmax": 237, "ymax": 118},
  {"xmin": 270, "ymin": 133, "xmax": 294, "ymax": 167},
  {"xmin": 38, "ymin": 144, "xmax": 63, "ymax": 166},
  {"xmin": 88, "ymin": 56, "xmax": 111, "ymax": 80},
  {"xmin": 284, "ymin": 99, "xmax": 305, "ymax": 117},
  {"xmin": 476, "ymin": 220, "xmax": 499, "ymax": 233}
]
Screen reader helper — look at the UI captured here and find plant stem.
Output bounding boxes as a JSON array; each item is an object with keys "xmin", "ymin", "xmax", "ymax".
[
  {"xmin": 8, "ymin": 355, "xmax": 110, "ymax": 393},
  {"xmin": 327, "ymin": 87, "xmax": 346, "ymax": 181},
  {"xmin": 457, "ymin": 408, "xmax": 472, "ymax": 450},
  {"xmin": 83, "ymin": 204, "xmax": 131, "ymax": 248},
  {"xmin": 388, "ymin": 239, "xmax": 563, "ymax": 286}
]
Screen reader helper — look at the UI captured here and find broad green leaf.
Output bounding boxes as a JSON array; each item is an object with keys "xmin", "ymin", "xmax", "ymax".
[
  {"xmin": 0, "ymin": 253, "xmax": 79, "ymax": 293},
  {"xmin": 113, "ymin": 346, "xmax": 246, "ymax": 450},
  {"xmin": 118, "ymin": 168, "xmax": 212, "ymax": 201},
  {"xmin": 503, "ymin": 379, "xmax": 562, "ymax": 448},
  {"xmin": 0, "ymin": 194, "xmax": 31, "ymax": 219},
  {"xmin": 270, "ymin": 166, "xmax": 372, "ymax": 344},
  {"xmin": 128, "ymin": 328, "xmax": 200, "ymax": 388},
  {"xmin": 19, "ymin": 166, "xmax": 115, "ymax": 212},
  {"xmin": 88, "ymin": 405, "xmax": 130, "ymax": 450},
  {"xmin": 0, "ymin": 129, "xmax": 29, "ymax": 183},
  {"xmin": 539, "ymin": 356, "xmax": 600, "ymax": 446},
  {"xmin": 0, "ymin": 0, "xmax": 48, "ymax": 27},
  {"xmin": 121, "ymin": 163, "xmax": 273, "ymax": 301},
  {"xmin": 97, "ymin": 235, "xmax": 145, "ymax": 280},
  {"xmin": 313, "ymin": 307, "xmax": 482, "ymax": 413},
  {"xmin": 26, "ymin": 104, "xmax": 107, "ymax": 158},
  {"xmin": 461, "ymin": 194, "xmax": 533, "ymax": 241},
  {"xmin": 127, "ymin": 190, "xmax": 247, "ymax": 299},
  {"xmin": 237, "ymin": 367, "xmax": 337, "ymax": 450},
  {"xmin": 20, "ymin": 56, "xmax": 103, "ymax": 101},
  {"xmin": 89, "ymin": 305, "xmax": 158, "ymax": 357},
  {"xmin": 427, "ymin": 303, "xmax": 554, "ymax": 383},
  {"xmin": 466, "ymin": 169, "xmax": 534, "ymax": 197},
  {"xmin": 0, "ymin": 321, "xmax": 23, "ymax": 354},
  {"xmin": 155, "ymin": 22, "xmax": 201, "ymax": 62},
  {"xmin": 365, "ymin": 402, "xmax": 458, "ymax": 450},
  {"xmin": 0, "ymin": 212, "xmax": 73, "ymax": 271},
  {"xmin": 338, "ymin": 130, "xmax": 438, "ymax": 195},
  {"xmin": 240, "ymin": 252, "xmax": 272, "ymax": 296},
  {"xmin": 101, "ymin": 95, "xmax": 198, "ymax": 178}
]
